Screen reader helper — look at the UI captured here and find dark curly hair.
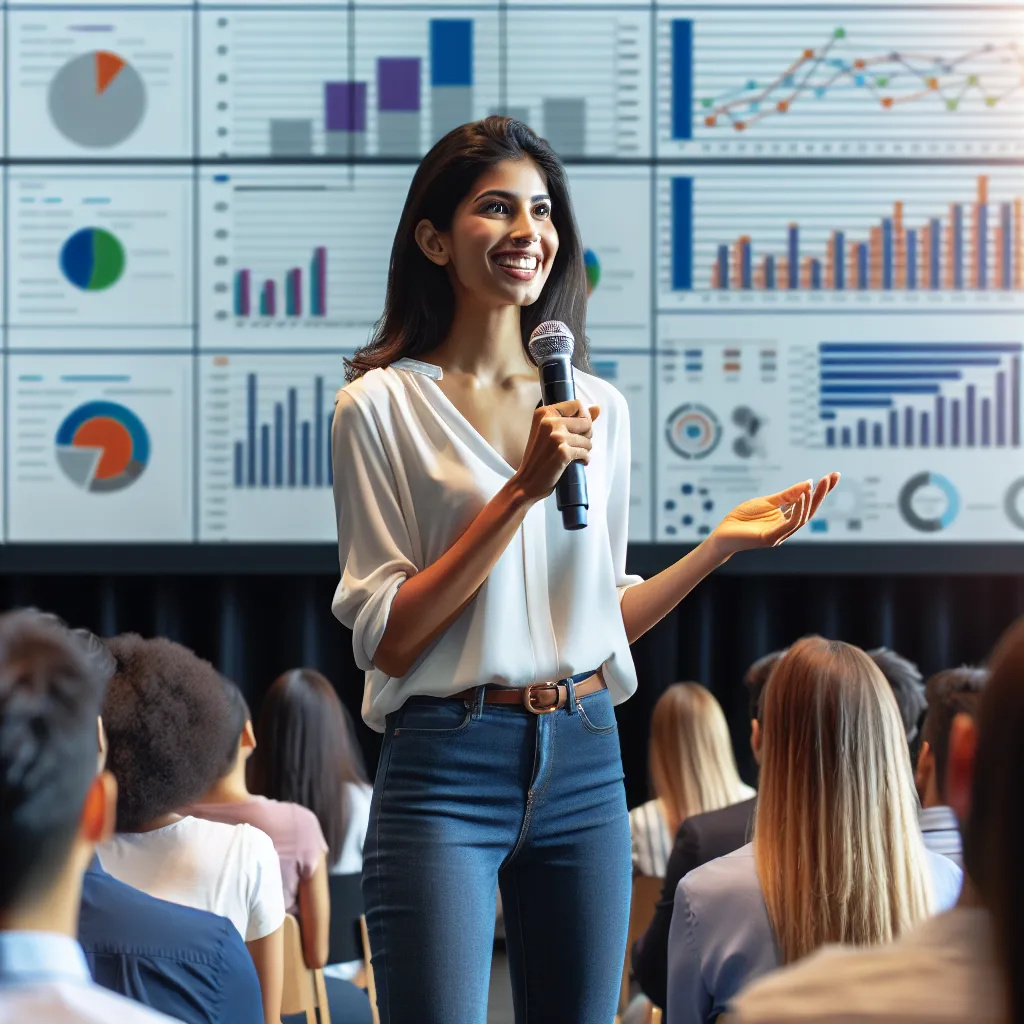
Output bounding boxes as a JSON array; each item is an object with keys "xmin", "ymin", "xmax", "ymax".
[{"xmin": 103, "ymin": 635, "xmax": 235, "ymax": 831}]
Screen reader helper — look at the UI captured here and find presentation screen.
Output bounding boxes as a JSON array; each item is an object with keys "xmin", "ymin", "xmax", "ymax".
[{"xmin": 1, "ymin": 0, "xmax": 1022, "ymax": 550}]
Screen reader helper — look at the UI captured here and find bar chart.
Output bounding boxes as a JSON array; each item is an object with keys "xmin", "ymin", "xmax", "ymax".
[
  {"xmin": 656, "ymin": 165, "xmax": 1024, "ymax": 311},
  {"xmin": 199, "ymin": 166, "xmax": 414, "ymax": 346},
  {"xmin": 657, "ymin": 6, "xmax": 1024, "ymax": 158},
  {"xmin": 199, "ymin": 354, "xmax": 348, "ymax": 541}
]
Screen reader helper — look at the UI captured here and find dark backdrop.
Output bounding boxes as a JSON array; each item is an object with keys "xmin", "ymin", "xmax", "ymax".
[{"xmin": 2, "ymin": 545, "xmax": 1023, "ymax": 805}]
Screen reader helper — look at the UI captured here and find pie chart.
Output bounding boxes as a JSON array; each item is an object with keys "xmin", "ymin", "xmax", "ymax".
[
  {"xmin": 60, "ymin": 228, "xmax": 126, "ymax": 291},
  {"xmin": 666, "ymin": 403, "xmax": 722, "ymax": 459},
  {"xmin": 48, "ymin": 50, "xmax": 146, "ymax": 148},
  {"xmin": 55, "ymin": 401, "xmax": 150, "ymax": 493}
]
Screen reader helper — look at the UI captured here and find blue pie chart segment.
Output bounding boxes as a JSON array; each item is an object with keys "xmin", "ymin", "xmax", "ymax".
[{"xmin": 898, "ymin": 472, "xmax": 959, "ymax": 533}]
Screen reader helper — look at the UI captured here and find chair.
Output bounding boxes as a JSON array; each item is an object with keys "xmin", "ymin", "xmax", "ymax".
[
  {"xmin": 281, "ymin": 913, "xmax": 332, "ymax": 1024},
  {"xmin": 326, "ymin": 872, "xmax": 380, "ymax": 1023},
  {"xmin": 618, "ymin": 875, "xmax": 664, "ymax": 1018}
]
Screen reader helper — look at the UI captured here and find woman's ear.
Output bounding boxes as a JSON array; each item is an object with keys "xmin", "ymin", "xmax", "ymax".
[
  {"xmin": 241, "ymin": 720, "xmax": 256, "ymax": 759},
  {"xmin": 414, "ymin": 219, "xmax": 450, "ymax": 267}
]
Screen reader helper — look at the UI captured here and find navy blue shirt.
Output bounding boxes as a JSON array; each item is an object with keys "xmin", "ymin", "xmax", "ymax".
[{"xmin": 79, "ymin": 857, "xmax": 264, "ymax": 1024}]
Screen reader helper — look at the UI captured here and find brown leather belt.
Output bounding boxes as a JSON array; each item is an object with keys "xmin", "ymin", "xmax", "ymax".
[{"xmin": 449, "ymin": 674, "xmax": 606, "ymax": 715}]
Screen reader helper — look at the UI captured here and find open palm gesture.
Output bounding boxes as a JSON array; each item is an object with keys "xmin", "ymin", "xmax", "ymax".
[{"xmin": 710, "ymin": 473, "xmax": 840, "ymax": 555}]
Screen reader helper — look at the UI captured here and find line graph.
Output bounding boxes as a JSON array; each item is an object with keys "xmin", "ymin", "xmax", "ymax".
[{"xmin": 659, "ymin": 7, "xmax": 1024, "ymax": 157}]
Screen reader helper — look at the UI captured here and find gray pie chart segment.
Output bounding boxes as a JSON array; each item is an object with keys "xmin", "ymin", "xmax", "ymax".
[{"xmin": 48, "ymin": 52, "xmax": 147, "ymax": 149}]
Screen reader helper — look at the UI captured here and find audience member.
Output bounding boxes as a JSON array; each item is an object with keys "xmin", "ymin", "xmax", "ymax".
[
  {"xmin": 97, "ymin": 634, "xmax": 286, "ymax": 1024},
  {"xmin": 631, "ymin": 650, "xmax": 783, "ymax": 1009},
  {"xmin": 868, "ymin": 646, "xmax": 927, "ymax": 757},
  {"xmin": 666, "ymin": 637, "xmax": 962, "ymax": 1024},
  {"xmin": 727, "ymin": 619, "xmax": 1024, "ymax": 1024},
  {"xmin": 0, "ymin": 610, "xmax": 176, "ymax": 1023},
  {"xmin": 629, "ymin": 683, "xmax": 755, "ymax": 878},
  {"xmin": 250, "ymin": 668, "xmax": 372, "ymax": 986},
  {"xmin": 915, "ymin": 666, "xmax": 988, "ymax": 867}
]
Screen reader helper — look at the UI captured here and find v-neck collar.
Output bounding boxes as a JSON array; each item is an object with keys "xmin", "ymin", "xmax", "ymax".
[{"xmin": 390, "ymin": 358, "xmax": 521, "ymax": 477}]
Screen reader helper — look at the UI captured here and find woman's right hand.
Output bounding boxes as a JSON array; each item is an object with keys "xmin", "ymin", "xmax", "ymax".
[{"xmin": 512, "ymin": 399, "xmax": 601, "ymax": 504}]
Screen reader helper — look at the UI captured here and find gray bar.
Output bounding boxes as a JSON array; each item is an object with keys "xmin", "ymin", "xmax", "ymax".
[
  {"xmin": 431, "ymin": 86, "xmax": 472, "ymax": 143},
  {"xmin": 326, "ymin": 130, "xmax": 366, "ymax": 156},
  {"xmin": 269, "ymin": 118, "xmax": 313, "ymax": 156},
  {"xmin": 378, "ymin": 111, "xmax": 420, "ymax": 156},
  {"xmin": 542, "ymin": 98, "xmax": 586, "ymax": 157}
]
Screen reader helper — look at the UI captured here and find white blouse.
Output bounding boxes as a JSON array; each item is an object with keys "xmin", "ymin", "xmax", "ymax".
[{"xmin": 331, "ymin": 357, "xmax": 642, "ymax": 732}]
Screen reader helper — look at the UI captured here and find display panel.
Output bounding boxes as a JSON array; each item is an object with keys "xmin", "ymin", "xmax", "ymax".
[{"xmin": 0, "ymin": 1, "xmax": 1021, "ymax": 553}]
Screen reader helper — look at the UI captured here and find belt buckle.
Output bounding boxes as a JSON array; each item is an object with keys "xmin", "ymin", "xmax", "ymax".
[{"xmin": 522, "ymin": 682, "xmax": 561, "ymax": 714}]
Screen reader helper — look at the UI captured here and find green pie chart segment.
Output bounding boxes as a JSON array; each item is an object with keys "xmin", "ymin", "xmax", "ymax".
[{"xmin": 60, "ymin": 228, "xmax": 126, "ymax": 291}]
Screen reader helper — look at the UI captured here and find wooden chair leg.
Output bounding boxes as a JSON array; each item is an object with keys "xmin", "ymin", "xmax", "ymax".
[{"xmin": 313, "ymin": 969, "xmax": 331, "ymax": 1024}]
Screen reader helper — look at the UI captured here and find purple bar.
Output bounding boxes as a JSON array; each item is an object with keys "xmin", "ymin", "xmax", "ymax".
[
  {"xmin": 904, "ymin": 405, "xmax": 914, "ymax": 446},
  {"xmin": 997, "ymin": 371, "xmax": 1006, "ymax": 445},
  {"xmin": 378, "ymin": 58, "xmax": 420, "ymax": 112},
  {"xmin": 314, "ymin": 247, "xmax": 327, "ymax": 317},
  {"xmin": 262, "ymin": 280, "xmax": 276, "ymax": 317},
  {"xmin": 237, "ymin": 269, "xmax": 251, "ymax": 317},
  {"xmin": 981, "ymin": 397, "xmax": 992, "ymax": 446},
  {"xmin": 935, "ymin": 396, "xmax": 945, "ymax": 446},
  {"xmin": 325, "ymin": 82, "xmax": 366, "ymax": 132},
  {"xmin": 951, "ymin": 398, "xmax": 961, "ymax": 446},
  {"xmin": 967, "ymin": 384, "xmax": 977, "ymax": 445},
  {"xmin": 1012, "ymin": 357, "xmax": 1021, "ymax": 446},
  {"xmin": 920, "ymin": 410, "xmax": 930, "ymax": 446}
]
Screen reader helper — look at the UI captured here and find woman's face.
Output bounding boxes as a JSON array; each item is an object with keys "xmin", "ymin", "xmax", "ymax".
[{"xmin": 431, "ymin": 158, "xmax": 559, "ymax": 307}]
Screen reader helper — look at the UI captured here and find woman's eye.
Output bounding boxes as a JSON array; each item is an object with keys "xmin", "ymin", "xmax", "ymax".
[
  {"xmin": 533, "ymin": 203, "xmax": 551, "ymax": 219},
  {"xmin": 482, "ymin": 201, "xmax": 509, "ymax": 214}
]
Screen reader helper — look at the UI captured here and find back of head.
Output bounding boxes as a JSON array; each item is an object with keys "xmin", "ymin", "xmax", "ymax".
[
  {"xmin": 0, "ymin": 610, "xmax": 107, "ymax": 910},
  {"xmin": 868, "ymin": 647, "xmax": 927, "ymax": 750},
  {"xmin": 921, "ymin": 666, "xmax": 988, "ymax": 804},
  {"xmin": 755, "ymin": 636, "xmax": 933, "ymax": 963},
  {"xmin": 744, "ymin": 649, "xmax": 787, "ymax": 723},
  {"xmin": 964, "ymin": 617, "xmax": 1024, "ymax": 1023},
  {"xmin": 649, "ymin": 682, "xmax": 748, "ymax": 836},
  {"xmin": 103, "ymin": 635, "xmax": 235, "ymax": 832},
  {"xmin": 249, "ymin": 669, "xmax": 368, "ymax": 866}
]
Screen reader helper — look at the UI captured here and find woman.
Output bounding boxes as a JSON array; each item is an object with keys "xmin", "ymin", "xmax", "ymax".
[
  {"xmin": 665, "ymin": 637, "xmax": 963, "ymax": 1024},
  {"xmin": 630, "ymin": 683, "xmax": 755, "ymax": 877},
  {"xmin": 332, "ymin": 115, "xmax": 837, "ymax": 1024}
]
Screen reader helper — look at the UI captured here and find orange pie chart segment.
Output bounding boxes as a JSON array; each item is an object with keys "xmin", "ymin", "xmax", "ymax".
[{"xmin": 96, "ymin": 51, "xmax": 127, "ymax": 95}]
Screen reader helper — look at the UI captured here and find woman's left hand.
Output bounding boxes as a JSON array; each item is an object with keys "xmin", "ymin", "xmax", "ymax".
[{"xmin": 708, "ymin": 473, "xmax": 840, "ymax": 558}]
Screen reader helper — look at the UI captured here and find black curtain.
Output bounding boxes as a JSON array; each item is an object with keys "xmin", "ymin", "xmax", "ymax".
[{"xmin": 3, "ymin": 563, "xmax": 1023, "ymax": 808}]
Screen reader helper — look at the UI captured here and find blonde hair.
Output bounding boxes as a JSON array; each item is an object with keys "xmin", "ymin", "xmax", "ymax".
[
  {"xmin": 754, "ymin": 636, "xmax": 934, "ymax": 964},
  {"xmin": 649, "ymin": 682, "xmax": 750, "ymax": 837}
]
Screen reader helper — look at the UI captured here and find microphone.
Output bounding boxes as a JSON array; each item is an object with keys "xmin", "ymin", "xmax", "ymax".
[{"xmin": 528, "ymin": 320, "xmax": 588, "ymax": 531}]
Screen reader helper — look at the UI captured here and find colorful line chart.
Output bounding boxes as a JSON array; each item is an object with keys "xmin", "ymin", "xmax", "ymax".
[{"xmin": 660, "ymin": 7, "xmax": 1024, "ymax": 156}]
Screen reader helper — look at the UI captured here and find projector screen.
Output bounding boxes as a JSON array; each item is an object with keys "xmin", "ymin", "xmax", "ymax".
[{"xmin": 1, "ymin": 0, "xmax": 1022, "ymax": 549}]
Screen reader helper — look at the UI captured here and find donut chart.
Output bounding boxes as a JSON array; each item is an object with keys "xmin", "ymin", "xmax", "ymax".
[
  {"xmin": 1005, "ymin": 478, "xmax": 1024, "ymax": 531},
  {"xmin": 666, "ymin": 403, "xmax": 722, "ymax": 460},
  {"xmin": 55, "ymin": 401, "xmax": 150, "ymax": 492},
  {"xmin": 898, "ymin": 472, "xmax": 960, "ymax": 533},
  {"xmin": 60, "ymin": 228, "xmax": 126, "ymax": 291}
]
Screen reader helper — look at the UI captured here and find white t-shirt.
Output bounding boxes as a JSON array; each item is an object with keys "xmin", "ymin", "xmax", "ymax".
[
  {"xmin": 728, "ymin": 906, "xmax": 1003, "ymax": 1024},
  {"xmin": 97, "ymin": 816, "xmax": 285, "ymax": 942},
  {"xmin": 332, "ymin": 359, "xmax": 643, "ymax": 731}
]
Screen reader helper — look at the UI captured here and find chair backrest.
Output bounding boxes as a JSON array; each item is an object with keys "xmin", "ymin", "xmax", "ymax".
[
  {"xmin": 327, "ymin": 871, "xmax": 364, "ymax": 965},
  {"xmin": 619, "ymin": 875, "xmax": 664, "ymax": 1015},
  {"xmin": 281, "ymin": 913, "xmax": 332, "ymax": 1024}
]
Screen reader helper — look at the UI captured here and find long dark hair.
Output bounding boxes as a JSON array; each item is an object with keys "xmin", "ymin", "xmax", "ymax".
[
  {"xmin": 346, "ymin": 116, "xmax": 591, "ymax": 381},
  {"xmin": 248, "ymin": 669, "xmax": 369, "ymax": 866}
]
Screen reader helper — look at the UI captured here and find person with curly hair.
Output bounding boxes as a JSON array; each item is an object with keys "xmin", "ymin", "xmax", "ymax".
[{"xmin": 96, "ymin": 635, "xmax": 285, "ymax": 1024}]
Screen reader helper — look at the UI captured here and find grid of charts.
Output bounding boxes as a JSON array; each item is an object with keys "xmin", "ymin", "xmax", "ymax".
[{"xmin": 0, "ymin": 1, "xmax": 1023, "ymax": 544}]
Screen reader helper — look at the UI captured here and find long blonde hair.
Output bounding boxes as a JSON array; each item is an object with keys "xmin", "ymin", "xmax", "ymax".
[
  {"xmin": 754, "ymin": 636, "xmax": 934, "ymax": 964},
  {"xmin": 649, "ymin": 682, "xmax": 750, "ymax": 837}
]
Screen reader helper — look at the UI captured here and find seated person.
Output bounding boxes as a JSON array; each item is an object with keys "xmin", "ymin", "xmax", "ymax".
[
  {"xmin": 97, "ymin": 634, "xmax": 285, "ymax": 1024},
  {"xmin": 0, "ymin": 609, "xmax": 175, "ymax": 1023},
  {"xmin": 915, "ymin": 666, "xmax": 988, "ymax": 867},
  {"xmin": 728, "ymin": 618, "xmax": 1024, "ymax": 1024},
  {"xmin": 632, "ymin": 650, "xmax": 782, "ymax": 1009},
  {"xmin": 629, "ymin": 682, "xmax": 754, "ymax": 878},
  {"xmin": 666, "ymin": 637, "xmax": 962, "ymax": 1024}
]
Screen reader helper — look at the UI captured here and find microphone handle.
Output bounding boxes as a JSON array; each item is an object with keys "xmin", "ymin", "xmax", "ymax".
[{"xmin": 540, "ymin": 356, "xmax": 589, "ymax": 531}]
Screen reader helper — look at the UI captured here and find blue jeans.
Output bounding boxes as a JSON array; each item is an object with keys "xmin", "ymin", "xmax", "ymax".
[{"xmin": 363, "ymin": 682, "xmax": 632, "ymax": 1024}]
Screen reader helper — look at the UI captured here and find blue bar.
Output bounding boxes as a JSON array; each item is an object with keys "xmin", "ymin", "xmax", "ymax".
[
  {"xmin": 246, "ymin": 373, "xmax": 257, "ymax": 487},
  {"xmin": 234, "ymin": 442, "xmax": 244, "ymax": 487},
  {"xmin": 260, "ymin": 424, "xmax": 270, "ymax": 487},
  {"xmin": 287, "ymin": 387, "xmax": 297, "ymax": 486},
  {"xmin": 920, "ymin": 410, "xmax": 930, "ymax": 446},
  {"xmin": 1002, "ymin": 203, "xmax": 1012, "ymax": 290},
  {"xmin": 825, "ymin": 426, "xmax": 836, "ymax": 446},
  {"xmin": 978, "ymin": 203, "xmax": 988, "ymax": 289},
  {"xmin": 882, "ymin": 218, "xmax": 894, "ymax": 289},
  {"xmin": 820, "ymin": 411, "xmax": 837, "ymax": 420},
  {"xmin": 981, "ymin": 397, "xmax": 992, "ymax": 446},
  {"xmin": 741, "ymin": 243, "xmax": 752, "ymax": 289},
  {"xmin": 967, "ymin": 384, "xmax": 976, "ymax": 445},
  {"xmin": 716, "ymin": 244, "xmax": 729, "ymax": 289},
  {"xmin": 431, "ymin": 19, "xmax": 473, "ymax": 87},
  {"xmin": 788, "ymin": 225, "xmax": 799, "ymax": 289},
  {"xmin": 765, "ymin": 255, "xmax": 776, "ymax": 290},
  {"xmin": 326, "ymin": 414, "xmax": 334, "ymax": 485},
  {"xmin": 821, "ymin": 371, "xmax": 962, "ymax": 381},
  {"xmin": 834, "ymin": 232, "xmax": 844, "ymax": 290},
  {"xmin": 904, "ymin": 406, "xmax": 914, "ymax": 445},
  {"xmin": 810, "ymin": 260, "xmax": 822, "ymax": 290},
  {"xmin": 857, "ymin": 243, "xmax": 868, "ymax": 290},
  {"xmin": 936, "ymin": 396, "xmax": 945, "ymax": 446},
  {"xmin": 822, "ymin": 384, "xmax": 940, "ymax": 395},
  {"xmin": 841, "ymin": 426, "xmax": 852, "ymax": 447},
  {"xmin": 952, "ymin": 399, "xmax": 961, "ymax": 446},
  {"xmin": 821, "ymin": 399, "xmax": 895, "ymax": 408},
  {"xmin": 857, "ymin": 419, "xmax": 867, "ymax": 446},
  {"xmin": 315, "ymin": 376, "xmax": 324, "ymax": 487},
  {"xmin": 274, "ymin": 403, "xmax": 284, "ymax": 487},
  {"xmin": 929, "ymin": 219, "xmax": 941, "ymax": 289},
  {"xmin": 820, "ymin": 343, "xmax": 1022, "ymax": 354},
  {"xmin": 953, "ymin": 205, "xmax": 964, "ymax": 289},
  {"xmin": 997, "ymin": 371, "xmax": 1006, "ymax": 445},
  {"xmin": 671, "ymin": 21, "xmax": 694, "ymax": 140},
  {"xmin": 822, "ymin": 357, "xmax": 1002, "ymax": 367},
  {"xmin": 301, "ymin": 421, "xmax": 311, "ymax": 485},
  {"xmin": 889, "ymin": 409, "xmax": 899, "ymax": 445},
  {"xmin": 907, "ymin": 229, "xmax": 917, "ymax": 290},
  {"xmin": 872, "ymin": 422, "xmax": 883, "ymax": 446},
  {"xmin": 672, "ymin": 178, "xmax": 693, "ymax": 290}
]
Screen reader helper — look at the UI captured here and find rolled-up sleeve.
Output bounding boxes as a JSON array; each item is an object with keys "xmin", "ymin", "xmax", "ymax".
[
  {"xmin": 331, "ymin": 391, "xmax": 418, "ymax": 671},
  {"xmin": 607, "ymin": 394, "xmax": 643, "ymax": 601}
]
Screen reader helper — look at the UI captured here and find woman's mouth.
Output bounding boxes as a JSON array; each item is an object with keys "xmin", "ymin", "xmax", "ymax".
[{"xmin": 491, "ymin": 253, "xmax": 540, "ymax": 281}]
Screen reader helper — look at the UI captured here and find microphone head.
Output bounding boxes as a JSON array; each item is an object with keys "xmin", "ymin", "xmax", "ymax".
[{"xmin": 528, "ymin": 320, "xmax": 575, "ymax": 364}]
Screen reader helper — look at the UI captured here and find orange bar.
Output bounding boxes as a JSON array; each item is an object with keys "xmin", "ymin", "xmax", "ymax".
[
  {"xmin": 826, "ymin": 232, "xmax": 835, "ymax": 288},
  {"xmin": 894, "ymin": 202, "xmax": 905, "ymax": 288},
  {"xmin": 733, "ymin": 236, "xmax": 750, "ymax": 289},
  {"xmin": 778, "ymin": 257, "xmax": 789, "ymax": 290},
  {"xmin": 870, "ymin": 227, "xmax": 883, "ymax": 289},
  {"xmin": 711, "ymin": 262, "xmax": 720, "ymax": 289},
  {"xmin": 994, "ymin": 226, "xmax": 1004, "ymax": 289},
  {"xmin": 848, "ymin": 242, "xmax": 859, "ymax": 288},
  {"xmin": 978, "ymin": 175, "xmax": 989, "ymax": 206},
  {"xmin": 1015, "ymin": 198, "xmax": 1022, "ymax": 289}
]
